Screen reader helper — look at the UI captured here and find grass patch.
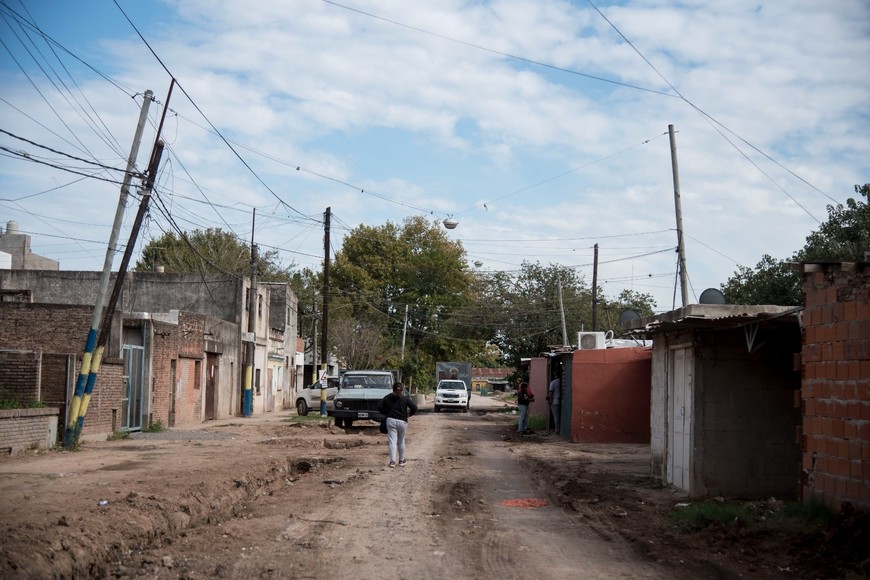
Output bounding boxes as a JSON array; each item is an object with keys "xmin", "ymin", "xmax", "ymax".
[
  {"xmin": 106, "ymin": 431, "xmax": 130, "ymax": 441},
  {"xmin": 669, "ymin": 498, "xmax": 835, "ymax": 532},
  {"xmin": 0, "ymin": 398, "xmax": 48, "ymax": 410},
  {"xmin": 145, "ymin": 419, "xmax": 166, "ymax": 433},
  {"xmin": 282, "ymin": 414, "xmax": 331, "ymax": 424}
]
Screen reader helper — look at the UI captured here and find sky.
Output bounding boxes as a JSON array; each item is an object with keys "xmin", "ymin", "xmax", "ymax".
[{"xmin": 1, "ymin": 0, "xmax": 868, "ymax": 317}]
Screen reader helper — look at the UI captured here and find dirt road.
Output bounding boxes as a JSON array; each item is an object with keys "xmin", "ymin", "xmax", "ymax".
[{"xmin": 0, "ymin": 395, "xmax": 863, "ymax": 579}]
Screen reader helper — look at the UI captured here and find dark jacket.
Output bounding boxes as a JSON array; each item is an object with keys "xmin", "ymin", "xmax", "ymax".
[
  {"xmin": 378, "ymin": 393, "xmax": 418, "ymax": 422},
  {"xmin": 517, "ymin": 384, "xmax": 534, "ymax": 406}
]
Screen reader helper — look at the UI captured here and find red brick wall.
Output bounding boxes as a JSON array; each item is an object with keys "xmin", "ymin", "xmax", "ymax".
[
  {"xmin": 0, "ymin": 350, "xmax": 40, "ymax": 403},
  {"xmin": 800, "ymin": 263, "xmax": 870, "ymax": 510},
  {"xmin": 0, "ymin": 303, "xmax": 125, "ymax": 438}
]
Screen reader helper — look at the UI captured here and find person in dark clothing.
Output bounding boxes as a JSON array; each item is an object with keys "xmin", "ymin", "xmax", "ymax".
[
  {"xmin": 377, "ymin": 382, "xmax": 418, "ymax": 468},
  {"xmin": 516, "ymin": 381, "xmax": 534, "ymax": 435}
]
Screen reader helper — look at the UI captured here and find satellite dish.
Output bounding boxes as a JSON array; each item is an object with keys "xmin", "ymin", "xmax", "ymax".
[
  {"xmin": 699, "ymin": 288, "xmax": 726, "ymax": 304},
  {"xmin": 618, "ymin": 309, "xmax": 641, "ymax": 326},
  {"xmin": 442, "ymin": 217, "xmax": 458, "ymax": 230}
]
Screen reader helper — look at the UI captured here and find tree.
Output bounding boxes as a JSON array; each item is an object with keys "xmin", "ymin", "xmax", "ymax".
[
  {"xmin": 135, "ymin": 228, "xmax": 293, "ymax": 282},
  {"xmin": 455, "ymin": 262, "xmax": 656, "ymax": 369},
  {"xmin": 330, "ymin": 216, "xmax": 476, "ymax": 388},
  {"xmin": 720, "ymin": 254, "xmax": 801, "ymax": 306},
  {"xmin": 796, "ymin": 183, "xmax": 870, "ymax": 262},
  {"xmin": 720, "ymin": 183, "xmax": 869, "ymax": 305}
]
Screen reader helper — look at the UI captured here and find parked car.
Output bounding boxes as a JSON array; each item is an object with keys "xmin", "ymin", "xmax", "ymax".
[
  {"xmin": 295, "ymin": 376, "xmax": 338, "ymax": 416},
  {"xmin": 329, "ymin": 370, "xmax": 396, "ymax": 428},
  {"xmin": 434, "ymin": 379, "xmax": 469, "ymax": 412}
]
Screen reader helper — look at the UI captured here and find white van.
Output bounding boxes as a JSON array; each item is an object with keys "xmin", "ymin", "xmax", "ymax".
[{"xmin": 434, "ymin": 379, "xmax": 469, "ymax": 412}]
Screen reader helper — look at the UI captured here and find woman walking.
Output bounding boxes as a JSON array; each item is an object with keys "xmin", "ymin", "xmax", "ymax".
[{"xmin": 377, "ymin": 382, "xmax": 418, "ymax": 468}]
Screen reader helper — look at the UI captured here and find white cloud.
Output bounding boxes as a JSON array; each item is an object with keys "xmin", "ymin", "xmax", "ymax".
[{"xmin": 0, "ymin": 0, "xmax": 867, "ymax": 309}]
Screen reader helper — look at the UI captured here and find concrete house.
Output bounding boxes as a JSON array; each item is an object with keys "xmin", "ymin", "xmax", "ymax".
[
  {"xmin": 624, "ymin": 304, "xmax": 802, "ymax": 499},
  {"xmin": 0, "ymin": 270, "xmax": 299, "ymax": 433}
]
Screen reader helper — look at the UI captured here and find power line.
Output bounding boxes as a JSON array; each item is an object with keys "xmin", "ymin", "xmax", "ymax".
[
  {"xmin": 322, "ymin": 0, "xmax": 679, "ymax": 98},
  {"xmin": 112, "ymin": 0, "xmax": 317, "ymax": 226}
]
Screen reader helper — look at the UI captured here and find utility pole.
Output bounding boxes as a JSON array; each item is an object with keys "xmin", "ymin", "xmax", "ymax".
[
  {"xmin": 244, "ymin": 209, "xmax": 257, "ymax": 417},
  {"xmin": 64, "ymin": 90, "xmax": 153, "ymax": 447},
  {"xmin": 558, "ymin": 274, "xmax": 569, "ymax": 347},
  {"xmin": 401, "ymin": 304, "xmax": 409, "ymax": 361},
  {"xmin": 320, "ymin": 207, "xmax": 331, "ymax": 416},
  {"xmin": 669, "ymin": 124, "xmax": 690, "ymax": 308},
  {"xmin": 591, "ymin": 243, "xmax": 599, "ymax": 331},
  {"xmin": 311, "ymin": 290, "xmax": 318, "ymax": 386}
]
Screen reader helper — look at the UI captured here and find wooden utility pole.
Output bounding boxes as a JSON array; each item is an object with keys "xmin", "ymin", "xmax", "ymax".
[
  {"xmin": 558, "ymin": 274, "xmax": 569, "ymax": 347},
  {"xmin": 320, "ymin": 207, "xmax": 331, "ymax": 416},
  {"xmin": 591, "ymin": 243, "xmax": 599, "ymax": 331},
  {"xmin": 244, "ymin": 209, "xmax": 258, "ymax": 417},
  {"xmin": 669, "ymin": 124, "xmax": 690, "ymax": 307}
]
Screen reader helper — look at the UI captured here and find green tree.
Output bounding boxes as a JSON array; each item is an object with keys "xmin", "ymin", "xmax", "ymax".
[
  {"xmin": 330, "ymin": 216, "xmax": 476, "ymax": 389},
  {"xmin": 720, "ymin": 183, "xmax": 869, "ymax": 305},
  {"xmin": 136, "ymin": 228, "xmax": 293, "ymax": 282},
  {"xmin": 720, "ymin": 254, "xmax": 801, "ymax": 306},
  {"xmin": 796, "ymin": 183, "xmax": 870, "ymax": 262}
]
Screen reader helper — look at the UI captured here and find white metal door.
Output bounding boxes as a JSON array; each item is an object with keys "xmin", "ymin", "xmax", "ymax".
[{"xmin": 668, "ymin": 347, "xmax": 693, "ymax": 492}]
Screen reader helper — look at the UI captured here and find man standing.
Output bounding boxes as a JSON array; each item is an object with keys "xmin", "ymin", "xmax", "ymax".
[
  {"xmin": 516, "ymin": 382, "xmax": 534, "ymax": 435},
  {"xmin": 548, "ymin": 375, "xmax": 561, "ymax": 436}
]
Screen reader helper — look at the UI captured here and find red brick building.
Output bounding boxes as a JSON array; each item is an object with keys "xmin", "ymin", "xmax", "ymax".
[{"xmin": 797, "ymin": 261, "xmax": 870, "ymax": 510}]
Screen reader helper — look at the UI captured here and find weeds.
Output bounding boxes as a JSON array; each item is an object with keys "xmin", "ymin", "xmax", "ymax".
[
  {"xmin": 145, "ymin": 419, "xmax": 166, "ymax": 433},
  {"xmin": 0, "ymin": 398, "xmax": 48, "ymax": 410},
  {"xmin": 282, "ymin": 414, "xmax": 332, "ymax": 424},
  {"xmin": 106, "ymin": 431, "xmax": 129, "ymax": 441},
  {"xmin": 669, "ymin": 498, "xmax": 835, "ymax": 532}
]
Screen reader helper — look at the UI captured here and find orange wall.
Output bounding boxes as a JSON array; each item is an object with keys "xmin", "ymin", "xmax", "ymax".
[{"xmin": 570, "ymin": 348, "xmax": 651, "ymax": 443}]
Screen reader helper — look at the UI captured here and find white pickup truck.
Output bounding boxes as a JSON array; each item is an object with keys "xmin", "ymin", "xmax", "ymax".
[
  {"xmin": 328, "ymin": 370, "xmax": 396, "ymax": 428},
  {"xmin": 294, "ymin": 376, "xmax": 338, "ymax": 416},
  {"xmin": 434, "ymin": 379, "xmax": 470, "ymax": 412}
]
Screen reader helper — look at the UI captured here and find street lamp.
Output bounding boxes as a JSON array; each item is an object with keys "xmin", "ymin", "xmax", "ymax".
[{"xmin": 442, "ymin": 216, "xmax": 458, "ymax": 229}]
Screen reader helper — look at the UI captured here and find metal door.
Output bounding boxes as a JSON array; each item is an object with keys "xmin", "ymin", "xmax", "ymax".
[
  {"xmin": 205, "ymin": 354, "xmax": 218, "ymax": 421},
  {"xmin": 668, "ymin": 347, "xmax": 693, "ymax": 492},
  {"xmin": 121, "ymin": 344, "xmax": 145, "ymax": 432}
]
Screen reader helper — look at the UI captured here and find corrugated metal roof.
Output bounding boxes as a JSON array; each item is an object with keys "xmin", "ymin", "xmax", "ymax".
[{"xmin": 622, "ymin": 304, "xmax": 801, "ymax": 334}]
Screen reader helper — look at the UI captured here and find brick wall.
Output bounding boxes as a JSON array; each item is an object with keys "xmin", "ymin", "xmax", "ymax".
[
  {"xmin": 0, "ymin": 303, "xmax": 124, "ymax": 438},
  {"xmin": 0, "ymin": 408, "xmax": 60, "ymax": 454},
  {"xmin": 0, "ymin": 350, "xmax": 40, "ymax": 403},
  {"xmin": 800, "ymin": 262, "xmax": 870, "ymax": 510}
]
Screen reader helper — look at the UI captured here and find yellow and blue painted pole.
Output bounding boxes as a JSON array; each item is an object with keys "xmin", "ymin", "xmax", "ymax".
[
  {"xmin": 244, "ymin": 362, "xmax": 253, "ymax": 417},
  {"xmin": 73, "ymin": 345, "xmax": 104, "ymax": 442},
  {"xmin": 63, "ymin": 329, "xmax": 97, "ymax": 447}
]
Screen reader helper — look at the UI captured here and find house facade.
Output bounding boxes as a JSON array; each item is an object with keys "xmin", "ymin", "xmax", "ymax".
[
  {"xmin": 0, "ymin": 270, "xmax": 299, "ymax": 438},
  {"xmin": 625, "ymin": 304, "xmax": 802, "ymax": 499}
]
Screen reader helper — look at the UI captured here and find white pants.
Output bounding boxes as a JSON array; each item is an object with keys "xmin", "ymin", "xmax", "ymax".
[{"xmin": 386, "ymin": 417, "xmax": 408, "ymax": 463}]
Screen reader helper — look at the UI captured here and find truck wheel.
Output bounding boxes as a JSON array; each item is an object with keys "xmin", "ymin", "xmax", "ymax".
[
  {"xmin": 463, "ymin": 406, "xmax": 469, "ymax": 413},
  {"xmin": 334, "ymin": 417, "xmax": 344, "ymax": 428},
  {"xmin": 434, "ymin": 405, "xmax": 440, "ymax": 413},
  {"xmin": 344, "ymin": 419, "xmax": 354, "ymax": 428},
  {"xmin": 296, "ymin": 399, "xmax": 309, "ymax": 416}
]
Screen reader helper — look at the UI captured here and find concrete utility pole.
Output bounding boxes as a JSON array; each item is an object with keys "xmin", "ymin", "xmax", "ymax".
[
  {"xmin": 244, "ymin": 209, "xmax": 258, "ymax": 417},
  {"xmin": 64, "ymin": 90, "xmax": 153, "ymax": 448},
  {"xmin": 320, "ymin": 207, "xmax": 331, "ymax": 416},
  {"xmin": 669, "ymin": 124, "xmax": 690, "ymax": 308},
  {"xmin": 591, "ymin": 243, "xmax": 599, "ymax": 331}
]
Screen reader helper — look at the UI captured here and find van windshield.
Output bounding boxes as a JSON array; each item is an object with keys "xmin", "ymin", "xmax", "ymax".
[{"xmin": 341, "ymin": 374, "xmax": 393, "ymax": 389}]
